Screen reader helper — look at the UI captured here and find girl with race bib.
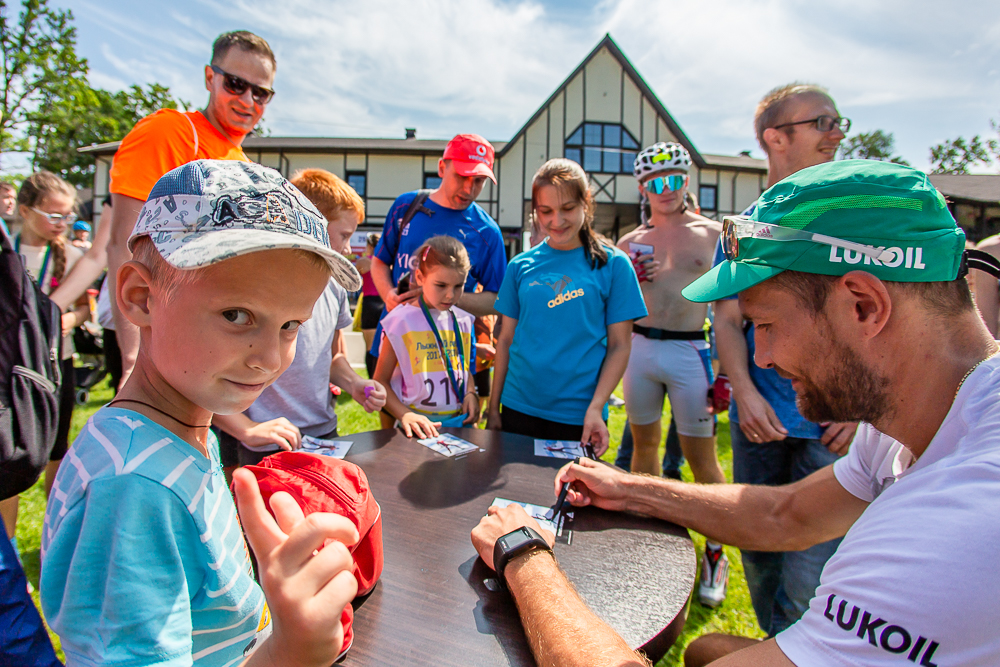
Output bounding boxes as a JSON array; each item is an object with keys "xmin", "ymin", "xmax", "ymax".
[
  {"xmin": 486, "ymin": 159, "xmax": 647, "ymax": 454},
  {"xmin": 375, "ymin": 235, "xmax": 479, "ymax": 438},
  {"xmin": 1, "ymin": 172, "xmax": 90, "ymax": 549}
]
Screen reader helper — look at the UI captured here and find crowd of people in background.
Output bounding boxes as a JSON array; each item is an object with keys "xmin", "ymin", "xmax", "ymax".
[{"xmin": 3, "ymin": 26, "xmax": 1000, "ymax": 667}]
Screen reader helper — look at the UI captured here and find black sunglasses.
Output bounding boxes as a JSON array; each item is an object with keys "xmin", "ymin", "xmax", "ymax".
[
  {"xmin": 209, "ymin": 65, "xmax": 275, "ymax": 105},
  {"xmin": 772, "ymin": 115, "xmax": 851, "ymax": 134}
]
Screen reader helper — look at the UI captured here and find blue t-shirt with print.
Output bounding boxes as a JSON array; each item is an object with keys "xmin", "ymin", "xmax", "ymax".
[
  {"xmin": 41, "ymin": 408, "xmax": 270, "ymax": 666},
  {"xmin": 714, "ymin": 203, "xmax": 821, "ymax": 439},
  {"xmin": 496, "ymin": 241, "xmax": 647, "ymax": 424},
  {"xmin": 371, "ymin": 191, "xmax": 507, "ymax": 356}
]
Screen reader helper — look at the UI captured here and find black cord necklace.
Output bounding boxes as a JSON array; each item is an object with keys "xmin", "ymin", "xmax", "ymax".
[{"xmin": 109, "ymin": 398, "xmax": 211, "ymax": 430}]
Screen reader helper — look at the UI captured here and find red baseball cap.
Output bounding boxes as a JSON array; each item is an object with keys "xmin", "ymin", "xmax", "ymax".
[{"xmin": 443, "ymin": 133, "xmax": 496, "ymax": 184}]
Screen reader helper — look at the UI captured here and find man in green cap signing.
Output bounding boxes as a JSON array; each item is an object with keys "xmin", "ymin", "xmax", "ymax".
[{"xmin": 469, "ymin": 159, "xmax": 1000, "ymax": 667}]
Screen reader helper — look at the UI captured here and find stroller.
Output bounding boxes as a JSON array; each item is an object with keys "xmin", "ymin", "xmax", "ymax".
[{"xmin": 73, "ymin": 319, "xmax": 107, "ymax": 405}]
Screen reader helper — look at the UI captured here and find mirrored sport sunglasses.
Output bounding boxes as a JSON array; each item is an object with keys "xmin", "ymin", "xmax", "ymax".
[
  {"xmin": 772, "ymin": 115, "xmax": 851, "ymax": 134},
  {"xmin": 209, "ymin": 65, "xmax": 275, "ymax": 105},
  {"xmin": 644, "ymin": 174, "xmax": 687, "ymax": 194},
  {"xmin": 31, "ymin": 207, "xmax": 77, "ymax": 225},
  {"xmin": 721, "ymin": 216, "xmax": 894, "ymax": 264}
]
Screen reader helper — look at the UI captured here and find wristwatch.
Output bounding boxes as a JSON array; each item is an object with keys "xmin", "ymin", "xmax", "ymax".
[{"xmin": 493, "ymin": 526, "xmax": 552, "ymax": 587}]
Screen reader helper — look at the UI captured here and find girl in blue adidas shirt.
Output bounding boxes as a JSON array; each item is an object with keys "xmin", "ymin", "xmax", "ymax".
[{"xmin": 487, "ymin": 159, "xmax": 646, "ymax": 453}]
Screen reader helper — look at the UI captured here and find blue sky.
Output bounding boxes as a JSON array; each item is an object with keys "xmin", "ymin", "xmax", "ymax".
[{"xmin": 45, "ymin": 0, "xmax": 1000, "ymax": 172}]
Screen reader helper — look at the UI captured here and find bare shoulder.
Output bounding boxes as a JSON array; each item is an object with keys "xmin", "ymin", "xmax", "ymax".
[
  {"xmin": 977, "ymin": 234, "xmax": 1000, "ymax": 257},
  {"xmin": 685, "ymin": 212, "xmax": 723, "ymax": 236}
]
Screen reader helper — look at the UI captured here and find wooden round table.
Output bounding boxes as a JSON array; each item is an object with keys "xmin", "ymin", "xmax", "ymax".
[{"xmin": 338, "ymin": 427, "xmax": 696, "ymax": 666}]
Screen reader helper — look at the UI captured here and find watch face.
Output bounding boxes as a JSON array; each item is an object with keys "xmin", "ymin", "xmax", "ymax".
[{"xmin": 501, "ymin": 528, "xmax": 533, "ymax": 552}]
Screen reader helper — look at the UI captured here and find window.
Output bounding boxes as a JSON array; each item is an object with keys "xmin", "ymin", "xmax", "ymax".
[
  {"xmin": 564, "ymin": 122, "xmax": 640, "ymax": 175},
  {"xmin": 346, "ymin": 172, "xmax": 366, "ymax": 197},
  {"xmin": 423, "ymin": 173, "xmax": 442, "ymax": 189},
  {"xmin": 698, "ymin": 185, "xmax": 718, "ymax": 212}
]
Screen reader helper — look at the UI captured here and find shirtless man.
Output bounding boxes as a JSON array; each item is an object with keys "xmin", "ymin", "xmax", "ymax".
[
  {"xmin": 617, "ymin": 142, "xmax": 729, "ymax": 606},
  {"xmin": 973, "ymin": 234, "xmax": 1000, "ymax": 335}
]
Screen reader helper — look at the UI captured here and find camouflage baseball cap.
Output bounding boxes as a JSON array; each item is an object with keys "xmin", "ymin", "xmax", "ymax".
[
  {"xmin": 129, "ymin": 160, "xmax": 362, "ymax": 292},
  {"xmin": 682, "ymin": 160, "xmax": 967, "ymax": 303}
]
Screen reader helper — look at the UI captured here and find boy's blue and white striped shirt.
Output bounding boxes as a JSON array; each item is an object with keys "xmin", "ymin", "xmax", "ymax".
[{"xmin": 41, "ymin": 407, "xmax": 270, "ymax": 667}]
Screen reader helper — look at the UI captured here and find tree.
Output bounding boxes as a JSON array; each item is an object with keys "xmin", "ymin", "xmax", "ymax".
[
  {"xmin": 29, "ymin": 82, "xmax": 184, "ymax": 186},
  {"xmin": 0, "ymin": 0, "xmax": 88, "ymax": 167},
  {"xmin": 928, "ymin": 135, "xmax": 993, "ymax": 174},
  {"xmin": 839, "ymin": 130, "xmax": 910, "ymax": 165}
]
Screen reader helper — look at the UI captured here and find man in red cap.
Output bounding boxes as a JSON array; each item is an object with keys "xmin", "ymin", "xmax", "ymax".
[{"xmin": 369, "ymin": 134, "xmax": 507, "ymax": 412}]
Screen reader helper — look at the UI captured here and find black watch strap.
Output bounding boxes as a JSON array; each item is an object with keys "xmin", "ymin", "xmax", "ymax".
[{"xmin": 492, "ymin": 526, "xmax": 552, "ymax": 587}]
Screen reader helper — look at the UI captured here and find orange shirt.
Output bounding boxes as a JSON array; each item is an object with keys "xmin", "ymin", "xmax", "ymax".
[{"xmin": 109, "ymin": 109, "xmax": 249, "ymax": 201}]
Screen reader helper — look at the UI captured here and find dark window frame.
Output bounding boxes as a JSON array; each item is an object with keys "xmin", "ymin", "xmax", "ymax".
[
  {"xmin": 698, "ymin": 184, "xmax": 718, "ymax": 212},
  {"xmin": 423, "ymin": 173, "xmax": 443, "ymax": 190},
  {"xmin": 346, "ymin": 171, "xmax": 367, "ymax": 197},
  {"xmin": 564, "ymin": 122, "xmax": 640, "ymax": 175}
]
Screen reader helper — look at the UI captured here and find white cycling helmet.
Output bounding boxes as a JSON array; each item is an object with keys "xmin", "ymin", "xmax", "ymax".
[{"xmin": 633, "ymin": 142, "xmax": 691, "ymax": 179}]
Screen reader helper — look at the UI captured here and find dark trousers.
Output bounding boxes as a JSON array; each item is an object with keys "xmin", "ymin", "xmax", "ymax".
[
  {"xmin": 730, "ymin": 424, "xmax": 842, "ymax": 635},
  {"xmin": 52, "ymin": 357, "xmax": 75, "ymax": 460},
  {"xmin": 104, "ymin": 328, "xmax": 123, "ymax": 394},
  {"xmin": 500, "ymin": 406, "xmax": 587, "ymax": 441},
  {"xmin": 0, "ymin": 524, "xmax": 60, "ymax": 666}
]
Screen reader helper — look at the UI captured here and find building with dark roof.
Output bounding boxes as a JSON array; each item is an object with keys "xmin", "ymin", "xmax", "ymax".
[
  {"xmin": 81, "ymin": 34, "xmax": 768, "ymax": 255},
  {"xmin": 928, "ymin": 174, "xmax": 1000, "ymax": 242}
]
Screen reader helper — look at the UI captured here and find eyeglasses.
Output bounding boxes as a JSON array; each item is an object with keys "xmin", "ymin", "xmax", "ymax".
[
  {"xmin": 721, "ymin": 216, "xmax": 894, "ymax": 264},
  {"xmin": 209, "ymin": 65, "xmax": 275, "ymax": 105},
  {"xmin": 772, "ymin": 115, "xmax": 851, "ymax": 134},
  {"xmin": 643, "ymin": 174, "xmax": 687, "ymax": 194},
  {"xmin": 31, "ymin": 207, "xmax": 77, "ymax": 225}
]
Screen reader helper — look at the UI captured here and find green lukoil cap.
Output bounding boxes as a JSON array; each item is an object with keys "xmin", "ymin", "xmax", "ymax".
[{"xmin": 682, "ymin": 160, "xmax": 967, "ymax": 303}]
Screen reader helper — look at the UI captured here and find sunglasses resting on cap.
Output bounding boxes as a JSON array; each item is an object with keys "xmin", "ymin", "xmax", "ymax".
[{"xmin": 720, "ymin": 216, "xmax": 894, "ymax": 264}]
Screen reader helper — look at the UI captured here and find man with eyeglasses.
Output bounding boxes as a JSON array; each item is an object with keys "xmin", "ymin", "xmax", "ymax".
[
  {"xmin": 471, "ymin": 160, "xmax": 1000, "ymax": 667},
  {"xmin": 616, "ymin": 142, "xmax": 731, "ymax": 607},
  {"xmin": 713, "ymin": 83, "xmax": 857, "ymax": 640},
  {"xmin": 96, "ymin": 30, "xmax": 275, "ymax": 392},
  {"xmin": 368, "ymin": 134, "xmax": 507, "ymax": 425}
]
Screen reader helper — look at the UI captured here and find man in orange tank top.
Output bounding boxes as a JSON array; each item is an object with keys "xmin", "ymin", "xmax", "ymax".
[{"xmin": 104, "ymin": 30, "xmax": 277, "ymax": 387}]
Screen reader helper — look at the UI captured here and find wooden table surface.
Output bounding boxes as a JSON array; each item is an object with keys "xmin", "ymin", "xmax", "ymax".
[{"xmin": 338, "ymin": 427, "xmax": 696, "ymax": 666}]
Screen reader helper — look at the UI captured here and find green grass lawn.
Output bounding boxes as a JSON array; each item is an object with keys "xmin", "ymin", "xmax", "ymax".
[{"xmin": 16, "ymin": 376, "xmax": 763, "ymax": 665}]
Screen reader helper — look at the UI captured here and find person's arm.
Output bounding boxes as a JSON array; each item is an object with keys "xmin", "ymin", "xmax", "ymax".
[
  {"xmin": 471, "ymin": 504, "xmax": 649, "ymax": 667},
  {"xmin": 108, "ymin": 194, "xmax": 146, "ymax": 388},
  {"xmin": 556, "ymin": 457, "xmax": 868, "ymax": 553},
  {"xmin": 60, "ymin": 298, "xmax": 91, "ymax": 337},
  {"xmin": 370, "ymin": 256, "xmax": 420, "ymax": 312},
  {"xmin": 581, "ymin": 320, "xmax": 632, "ymax": 456},
  {"xmin": 212, "ymin": 412, "xmax": 303, "ymax": 451},
  {"xmin": 49, "ymin": 203, "xmax": 113, "ymax": 311},
  {"xmin": 329, "ymin": 329, "xmax": 386, "ymax": 412},
  {"xmin": 234, "ymin": 470, "xmax": 359, "ymax": 667},
  {"xmin": 354, "ymin": 255, "xmax": 372, "ymax": 275},
  {"xmin": 461, "ymin": 365, "xmax": 479, "ymax": 425},
  {"xmin": 457, "ymin": 290, "xmax": 498, "ymax": 317},
  {"xmin": 713, "ymin": 299, "xmax": 788, "ymax": 442},
  {"xmin": 973, "ymin": 237, "xmax": 1000, "ymax": 336},
  {"xmin": 372, "ymin": 334, "xmax": 439, "ymax": 438},
  {"xmin": 486, "ymin": 315, "xmax": 516, "ymax": 430},
  {"xmin": 705, "ymin": 639, "xmax": 795, "ymax": 666}
]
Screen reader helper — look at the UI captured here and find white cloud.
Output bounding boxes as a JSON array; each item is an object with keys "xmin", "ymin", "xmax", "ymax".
[{"xmin": 64, "ymin": 0, "xmax": 1000, "ymax": 169}]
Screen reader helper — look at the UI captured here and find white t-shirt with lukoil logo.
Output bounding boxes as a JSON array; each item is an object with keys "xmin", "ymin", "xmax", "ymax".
[{"xmin": 776, "ymin": 356, "xmax": 1000, "ymax": 666}]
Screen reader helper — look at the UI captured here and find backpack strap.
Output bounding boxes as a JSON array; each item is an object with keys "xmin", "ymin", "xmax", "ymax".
[{"xmin": 387, "ymin": 189, "xmax": 434, "ymax": 270}]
